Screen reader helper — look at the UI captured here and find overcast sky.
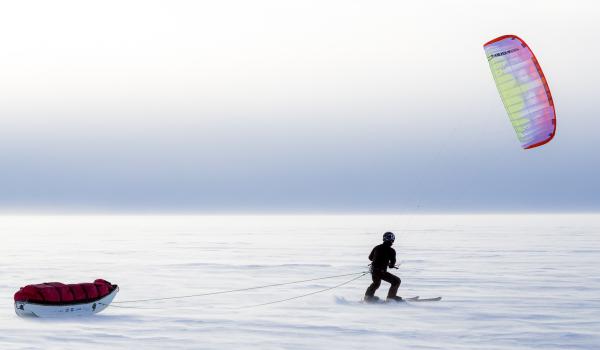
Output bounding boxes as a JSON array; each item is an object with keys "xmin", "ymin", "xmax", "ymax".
[{"xmin": 0, "ymin": 0, "xmax": 598, "ymax": 213}]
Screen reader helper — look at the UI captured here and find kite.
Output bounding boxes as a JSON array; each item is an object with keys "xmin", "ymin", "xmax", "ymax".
[{"xmin": 484, "ymin": 35, "xmax": 556, "ymax": 149}]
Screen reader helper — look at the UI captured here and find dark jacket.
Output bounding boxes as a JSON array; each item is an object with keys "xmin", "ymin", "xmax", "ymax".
[{"xmin": 368, "ymin": 242, "xmax": 396, "ymax": 272}]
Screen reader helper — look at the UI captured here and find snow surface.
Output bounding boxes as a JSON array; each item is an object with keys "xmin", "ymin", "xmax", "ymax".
[{"xmin": 1, "ymin": 214, "xmax": 599, "ymax": 350}]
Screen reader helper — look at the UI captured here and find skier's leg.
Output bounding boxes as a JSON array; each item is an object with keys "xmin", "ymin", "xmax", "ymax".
[
  {"xmin": 365, "ymin": 272, "xmax": 382, "ymax": 297},
  {"xmin": 381, "ymin": 272, "xmax": 401, "ymax": 298}
]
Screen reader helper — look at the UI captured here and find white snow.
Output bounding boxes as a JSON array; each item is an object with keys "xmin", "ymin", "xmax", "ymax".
[{"xmin": 1, "ymin": 214, "xmax": 599, "ymax": 349}]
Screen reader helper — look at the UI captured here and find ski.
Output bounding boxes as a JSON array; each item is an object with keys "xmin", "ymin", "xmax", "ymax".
[
  {"xmin": 407, "ymin": 297, "xmax": 441, "ymax": 302},
  {"xmin": 362, "ymin": 296, "xmax": 441, "ymax": 304},
  {"xmin": 363, "ymin": 296, "xmax": 422, "ymax": 304}
]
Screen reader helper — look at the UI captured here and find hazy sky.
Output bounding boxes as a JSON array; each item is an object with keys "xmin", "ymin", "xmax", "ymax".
[{"xmin": 0, "ymin": 0, "xmax": 598, "ymax": 212}]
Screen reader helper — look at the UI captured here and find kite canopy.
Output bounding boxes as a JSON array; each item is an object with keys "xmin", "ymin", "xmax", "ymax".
[{"xmin": 484, "ymin": 35, "xmax": 556, "ymax": 149}]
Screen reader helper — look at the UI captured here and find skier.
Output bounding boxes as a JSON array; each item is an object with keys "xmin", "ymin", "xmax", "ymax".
[{"xmin": 364, "ymin": 232, "xmax": 403, "ymax": 303}]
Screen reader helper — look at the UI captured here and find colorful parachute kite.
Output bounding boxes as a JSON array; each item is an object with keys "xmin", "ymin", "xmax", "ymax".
[{"xmin": 484, "ymin": 35, "xmax": 556, "ymax": 149}]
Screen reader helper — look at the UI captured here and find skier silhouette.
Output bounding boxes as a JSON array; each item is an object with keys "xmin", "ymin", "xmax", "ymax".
[{"xmin": 364, "ymin": 232, "xmax": 402, "ymax": 302}]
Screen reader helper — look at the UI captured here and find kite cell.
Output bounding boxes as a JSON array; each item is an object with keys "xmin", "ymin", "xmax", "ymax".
[{"xmin": 484, "ymin": 35, "xmax": 556, "ymax": 149}]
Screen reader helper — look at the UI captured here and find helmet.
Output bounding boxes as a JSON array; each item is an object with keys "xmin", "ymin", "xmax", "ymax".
[{"xmin": 382, "ymin": 232, "xmax": 395, "ymax": 242}]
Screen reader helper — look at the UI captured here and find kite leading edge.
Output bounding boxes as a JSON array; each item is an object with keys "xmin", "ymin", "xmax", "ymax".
[{"xmin": 484, "ymin": 35, "xmax": 556, "ymax": 149}]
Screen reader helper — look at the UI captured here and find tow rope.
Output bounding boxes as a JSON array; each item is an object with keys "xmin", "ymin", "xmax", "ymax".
[{"xmin": 101, "ymin": 271, "xmax": 368, "ymax": 309}]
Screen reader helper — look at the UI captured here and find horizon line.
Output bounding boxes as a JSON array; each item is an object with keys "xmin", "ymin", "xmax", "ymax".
[{"xmin": 0, "ymin": 210, "xmax": 598, "ymax": 216}]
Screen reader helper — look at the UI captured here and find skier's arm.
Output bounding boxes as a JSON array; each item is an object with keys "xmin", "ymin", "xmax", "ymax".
[
  {"xmin": 389, "ymin": 249, "xmax": 396, "ymax": 268},
  {"xmin": 368, "ymin": 248, "xmax": 375, "ymax": 261}
]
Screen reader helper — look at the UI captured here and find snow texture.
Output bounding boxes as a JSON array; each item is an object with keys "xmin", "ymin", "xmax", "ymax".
[{"xmin": 1, "ymin": 214, "xmax": 599, "ymax": 349}]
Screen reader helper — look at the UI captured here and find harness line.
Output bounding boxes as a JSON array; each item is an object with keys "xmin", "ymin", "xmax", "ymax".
[
  {"xmin": 102, "ymin": 271, "xmax": 369, "ymax": 309},
  {"xmin": 239, "ymin": 272, "xmax": 368, "ymax": 309}
]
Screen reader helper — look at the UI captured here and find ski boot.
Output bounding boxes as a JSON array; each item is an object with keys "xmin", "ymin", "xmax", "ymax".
[
  {"xmin": 386, "ymin": 296, "xmax": 404, "ymax": 303},
  {"xmin": 363, "ymin": 295, "xmax": 380, "ymax": 303}
]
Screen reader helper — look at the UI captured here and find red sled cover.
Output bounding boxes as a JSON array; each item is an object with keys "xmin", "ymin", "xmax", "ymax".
[{"xmin": 14, "ymin": 279, "xmax": 116, "ymax": 304}]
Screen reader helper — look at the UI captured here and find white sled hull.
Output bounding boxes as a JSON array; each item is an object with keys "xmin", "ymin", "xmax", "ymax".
[{"xmin": 15, "ymin": 287, "xmax": 119, "ymax": 318}]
